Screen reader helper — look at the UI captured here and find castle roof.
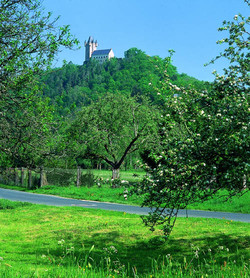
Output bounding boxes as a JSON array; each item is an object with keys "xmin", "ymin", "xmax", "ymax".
[
  {"xmin": 87, "ymin": 36, "xmax": 94, "ymax": 43},
  {"xmin": 92, "ymin": 49, "xmax": 112, "ymax": 56}
]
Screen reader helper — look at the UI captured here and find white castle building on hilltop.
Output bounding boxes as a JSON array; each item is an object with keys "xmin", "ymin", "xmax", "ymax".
[{"xmin": 84, "ymin": 36, "xmax": 114, "ymax": 63}]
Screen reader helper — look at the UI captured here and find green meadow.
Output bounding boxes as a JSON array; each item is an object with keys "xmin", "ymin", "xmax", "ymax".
[{"xmin": 0, "ymin": 199, "xmax": 249, "ymax": 277}]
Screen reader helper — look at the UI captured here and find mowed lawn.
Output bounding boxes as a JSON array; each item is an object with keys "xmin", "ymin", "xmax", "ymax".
[{"xmin": 0, "ymin": 200, "xmax": 249, "ymax": 277}]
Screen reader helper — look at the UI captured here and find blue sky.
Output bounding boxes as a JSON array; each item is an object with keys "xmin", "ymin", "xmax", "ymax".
[{"xmin": 43, "ymin": 0, "xmax": 248, "ymax": 81}]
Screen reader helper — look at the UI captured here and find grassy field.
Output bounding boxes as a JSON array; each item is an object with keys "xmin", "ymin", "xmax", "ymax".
[
  {"xmin": 88, "ymin": 169, "xmax": 145, "ymax": 182},
  {"xmin": 0, "ymin": 199, "xmax": 249, "ymax": 277},
  {"xmin": 186, "ymin": 191, "xmax": 250, "ymax": 213}
]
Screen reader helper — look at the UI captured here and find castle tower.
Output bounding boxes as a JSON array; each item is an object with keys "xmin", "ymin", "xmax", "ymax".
[{"xmin": 84, "ymin": 36, "xmax": 98, "ymax": 61}]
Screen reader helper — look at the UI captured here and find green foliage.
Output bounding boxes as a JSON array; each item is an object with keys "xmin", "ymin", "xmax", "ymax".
[
  {"xmin": 0, "ymin": 0, "xmax": 79, "ymax": 168},
  {"xmin": 80, "ymin": 170, "xmax": 96, "ymax": 187},
  {"xmin": 39, "ymin": 48, "xmax": 209, "ymax": 169},
  {"xmin": 0, "ymin": 94, "xmax": 56, "ymax": 167},
  {"xmin": 134, "ymin": 7, "xmax": 250, "ymax": 236},
  {"xmin": 209, "ymin": 11, "xmax": 249, "ymax": 90},
  {"xmin": 41, "ymin": 48, "xmax": 208, "ymax": 116},
  {"xmin": 68, "ymin": 93, "xmax": 159, "ymax": 178}
]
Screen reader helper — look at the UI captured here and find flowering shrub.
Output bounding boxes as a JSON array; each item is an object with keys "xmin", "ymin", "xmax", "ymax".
[{"xmin": 134, "ymin": 9, "xmax": 249, "ymax": 236}]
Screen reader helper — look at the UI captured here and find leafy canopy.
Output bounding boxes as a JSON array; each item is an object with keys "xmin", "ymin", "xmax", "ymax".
[
  {"xmin": 0, "ymin": 0, "xmax": 79, "ymax": 167},
  {"xmin": 68, "ymin": 93, "xmax": 159, "ymax": 178}
]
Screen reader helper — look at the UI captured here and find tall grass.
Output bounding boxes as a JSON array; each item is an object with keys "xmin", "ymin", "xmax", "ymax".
[
  {"xmin": 0, "ymin": 200, "xmax": 249, "ymax": 277},
  {"xmin": 0, "ymin": 252, "xmax": 248, "ymax": 277}
]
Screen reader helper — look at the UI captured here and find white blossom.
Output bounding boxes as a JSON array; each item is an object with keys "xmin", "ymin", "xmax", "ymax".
[{"xmin": 121, "ymin": 180, "xmax": 129, "ymax": 184}]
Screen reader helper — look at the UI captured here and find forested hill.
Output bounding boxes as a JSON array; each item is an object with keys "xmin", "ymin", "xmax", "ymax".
[{"xmin": 41, "ymin": 48, "xmax": 210, "ymax": 115}]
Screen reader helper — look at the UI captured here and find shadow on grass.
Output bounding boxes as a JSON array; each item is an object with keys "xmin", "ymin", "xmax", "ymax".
[{"xmin": 35, "ymin": 230, "xmax": 249, "ymax": 276}]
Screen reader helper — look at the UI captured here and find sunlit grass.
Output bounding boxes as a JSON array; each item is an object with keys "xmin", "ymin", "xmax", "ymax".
[
  {"xmin": 86, "ymin": 169, "xmax": 145, "ymax": 182},
  {"xmin": 0, "ymin": 199, "xmax": 249, "ymax": 277},
  {"xmin": 186, "ymin": 190, "xmax": 250, "ymax": 214}
]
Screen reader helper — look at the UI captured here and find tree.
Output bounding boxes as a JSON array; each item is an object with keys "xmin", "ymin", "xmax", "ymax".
[
  {"xmin": 134, "ymin": 7, "xmax": 249, "ymax": 237},
  {"xmin": 68, "ymin": 93, "xmax": 159, "ymax": 179},
  {"xmin": 0, "ymin": 0, "xmax": 78, "ymax": 167},
  {"xmin": 0, "ymin": 94, "xmax": 56, "ymax": 168},
  {"xmin": 0, "ymin": 0, "xmax": 78, "ymax": 94}
]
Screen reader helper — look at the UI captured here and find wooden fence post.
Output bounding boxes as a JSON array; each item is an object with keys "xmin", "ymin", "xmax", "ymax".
[
  {"xmin": 15, "ymin": 168, "xmax": 19, "ymax": 186},
  {"xmin": 40, "ymin": 167, "xmax": 44, "ymax": 188},
  {"xmin": 76, "ymin": 166, "xmax": 81, "ymax": 187},
  {"xmin": 21, "ymin": 167, "xmax": 25, "ymax": 187},
  {"xmin": 28, "ymin": 169, "xmax": 32, "ymax": 189},
  {"xmin": 10, "ymin": 168, "xmax": 15, "ymax": 185},
  {"xmin": 7, "ymin": 168, "xmax": 11, "ymax": 185}
]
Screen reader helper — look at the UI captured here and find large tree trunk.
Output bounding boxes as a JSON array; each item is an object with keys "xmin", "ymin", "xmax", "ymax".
[{"xmin": 112, "ymin": 168, "xmax": 120, "ymax": 180}]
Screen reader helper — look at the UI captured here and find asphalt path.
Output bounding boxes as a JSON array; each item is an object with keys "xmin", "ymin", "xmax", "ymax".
[{"xmin": 0, "ymin": 188, "xmax": 249, "ymax": 223}]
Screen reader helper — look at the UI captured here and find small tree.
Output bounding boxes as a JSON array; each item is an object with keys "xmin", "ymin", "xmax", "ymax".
[
  {"xmin": 134, "ymin": 7, "xmax": 249, "ymax": 236},
  {"xmin": 68, "ymin": 93, "xmax": 159, "ymax": 179}
]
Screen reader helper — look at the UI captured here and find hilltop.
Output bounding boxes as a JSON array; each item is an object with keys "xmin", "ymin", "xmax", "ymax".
[{"xmin": 41, "ymin": 48, "xmax": 210, "ymax": 115}]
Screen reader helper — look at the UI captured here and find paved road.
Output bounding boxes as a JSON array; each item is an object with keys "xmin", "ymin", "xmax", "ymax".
[{"xmin": 0, "ymin": 188, "xmax": 249, "ymax": 223}]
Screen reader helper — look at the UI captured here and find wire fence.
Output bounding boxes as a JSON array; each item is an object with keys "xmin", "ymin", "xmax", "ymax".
[{"xmin": 0, "ymin": 167, "xmax": 98, "ymax": 188}]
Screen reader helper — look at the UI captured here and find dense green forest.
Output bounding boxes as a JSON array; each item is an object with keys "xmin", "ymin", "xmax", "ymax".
[
  {"xmin": 37, "ymin": 48, "xmax": 211, "ymax": 172},
  {"xmin": 41, "ymin": 48, "xmax": 210, "ymax": 116}
]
